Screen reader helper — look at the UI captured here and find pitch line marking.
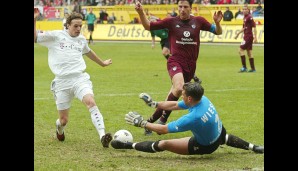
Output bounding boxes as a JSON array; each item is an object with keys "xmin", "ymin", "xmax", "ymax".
[{"xmin": 34, "ymin": 87, "xmax": 263, "ymax": 101}]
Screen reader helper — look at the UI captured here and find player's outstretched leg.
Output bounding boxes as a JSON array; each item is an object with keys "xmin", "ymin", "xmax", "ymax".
[
  {"xmin": 111, "ymin": 140, "xmax": 134, "ymax": 149},
  {"xmin": 225, "ymin": 134, "xmax": 264, "ymax": 154},
  {"xmin": 111, "ymin": 140, "xmax": 164, "ymax": 153}
]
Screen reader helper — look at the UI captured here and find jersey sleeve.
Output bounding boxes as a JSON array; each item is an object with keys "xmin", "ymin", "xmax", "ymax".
[
  {"xmin": 150, "ymin": 31, "xmax": 155, "ymax": 37},
  {"xmin": 82, "ymin": 38, "xmax": 91, "ymax": 54},
  {"xmin": 167, "ymin": 112, "xmax": 195, "ymax": 133},
  {"xmin": 249, "ymin": 16, "xmax": 256, "ymax": 27},
  {"xmin": 36, "ymin": 30, "xmax": 58, "ymax": 47},
  {"xmin": 198, "ymin": 17, "xmax": 212, "ymax": 32},
  {"xmin": 177, "ymin": 100, "xmax": 189, "ymax": 109},
  {"xmin": 150, "ymin": 17, "xmax": 171, "ymax": 31}
]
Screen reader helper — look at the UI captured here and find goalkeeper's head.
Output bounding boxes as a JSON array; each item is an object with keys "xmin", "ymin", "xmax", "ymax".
[{"xmin": 183, "ymin": 82, "xmax": 204, "ymax": 101}]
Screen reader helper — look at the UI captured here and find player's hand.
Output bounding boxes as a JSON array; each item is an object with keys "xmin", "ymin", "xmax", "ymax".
[
  {"xmin": 135, "ymin": 1, "xmax": 143, "ymax": 12},
  {"xmin": 213, "ymin": 11, "xmax": 223, "ymax": 24},
  {"xmin": 139, "ymin": 93, "xmax": 158, "ymax": 108},
  {"xmin": 125, "ymin": 111, "xmax": 148, "ymax": 128},
  {"xmin": 234, "ymin": 34, "xmax": 239, "ymax": 39},
  {"xmin": 102, "ymin": 59, "xmax": 112, "ymax": 66}
]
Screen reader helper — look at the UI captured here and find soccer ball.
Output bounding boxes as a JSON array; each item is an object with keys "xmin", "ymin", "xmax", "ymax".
[{"xmin": 113, "ymin": 129, "xmax": 133, "ymax": 143}]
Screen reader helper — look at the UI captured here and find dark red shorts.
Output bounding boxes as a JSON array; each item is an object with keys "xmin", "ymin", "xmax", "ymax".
[
  {"xmin": 240, "ymin": 37, "xmax": 253, "ymax": 50},
  {"xmin": 167, "ymin": 59, "xmax": 195, "ymax": 83}
]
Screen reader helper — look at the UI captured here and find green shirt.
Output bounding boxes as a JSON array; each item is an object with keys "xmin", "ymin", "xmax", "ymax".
[
  {"xmin": 150, "ymin": 29, "xmax": 168, "ymax": 40},
  {"xmin": 86, "ymin": 13, "xmax": 96, "ymax": 24}
]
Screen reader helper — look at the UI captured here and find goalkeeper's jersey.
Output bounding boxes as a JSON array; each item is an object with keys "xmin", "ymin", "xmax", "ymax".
[
  {"xmin": 150, "ymin": 29, "xmax": 168, "ymax": 40},
  {"xmin": 36, "ymin": 30, "xmax": 91, "ymax": 78},
  {"xmin": 167, "ymin": 96, "xmax": 223, "ymax": 146}
]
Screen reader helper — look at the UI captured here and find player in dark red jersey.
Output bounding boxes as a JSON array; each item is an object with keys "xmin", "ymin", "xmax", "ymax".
[
  {"xmin": 135, "ymin": 0, "xmax": 223, "ymax": 135},
  {"xmin": 235, "ymin": 5, "xmax": 257, "ymax": 73}
]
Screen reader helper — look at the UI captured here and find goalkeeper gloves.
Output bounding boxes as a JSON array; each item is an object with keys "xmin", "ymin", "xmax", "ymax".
[
  {"xmin": 125, "ymin": 111, "xmax": 148, "ymax": 128},
  {"xmin": 139, "ymin": 93, "xmax": 158, "ymax": 108}
]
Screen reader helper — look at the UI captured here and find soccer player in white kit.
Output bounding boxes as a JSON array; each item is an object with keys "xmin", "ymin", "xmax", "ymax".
[{"xmin": 34, "ymin": 9, "xmax": 113, "ymax": 148}]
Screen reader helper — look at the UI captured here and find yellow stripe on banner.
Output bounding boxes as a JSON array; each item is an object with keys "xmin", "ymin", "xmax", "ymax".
[
  {"xmin": 82, "ymin": 24, "xmax": 264, "ymax": 43},
  {"xmin": 35, "ymin": 21, "xmax": 264, "ymax": 43}
]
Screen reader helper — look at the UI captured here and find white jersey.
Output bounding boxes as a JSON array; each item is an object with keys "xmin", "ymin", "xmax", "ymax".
[
  {"xmin": 36, "ymin": 30, "xmax": 91, "ymax": 78},
  {"xmin": 62, "ymin": 18, "xmax": 67, "ymax": 30}
]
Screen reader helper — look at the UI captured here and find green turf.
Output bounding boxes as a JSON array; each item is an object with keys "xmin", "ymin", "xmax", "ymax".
[{"xmin": 34, "ymin": 42, "xmax": 264, "ymax": 171}]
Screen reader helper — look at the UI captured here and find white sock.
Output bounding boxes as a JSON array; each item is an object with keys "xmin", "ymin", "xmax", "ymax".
[
  {"xmin": 248, "ymin": 143, "xmax": 254, "ymax": 150},
  {"xmin": 132, "ymin": 143, "xmax": 137, "ymax": 149},
  {"xmin": 56, "ymin": 119, "xmax": 65, "ymax": 135},
  {"xmin": 89, "ymin": 106, "xmax": 105, "ymax": 139}
]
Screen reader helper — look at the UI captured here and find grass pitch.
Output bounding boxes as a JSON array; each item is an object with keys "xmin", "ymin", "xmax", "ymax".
[{"xmin": 34, "ymin": 42, "xmax": 264, "ymax": 171}]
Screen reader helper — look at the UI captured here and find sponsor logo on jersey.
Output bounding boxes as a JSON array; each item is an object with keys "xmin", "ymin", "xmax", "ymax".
[{"xmin": 183, "ymin": 31, "xmax": 190, "ymax": 37}]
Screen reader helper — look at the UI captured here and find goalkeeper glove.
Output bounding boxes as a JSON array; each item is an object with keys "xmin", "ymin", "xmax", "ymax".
[
  {"xmin": 139, "ymin": 93, "xmax": 158, "ymax": 108},
  {"xmin": 125, "ymin": 111, "xmax": 148, "ymax": 128}
]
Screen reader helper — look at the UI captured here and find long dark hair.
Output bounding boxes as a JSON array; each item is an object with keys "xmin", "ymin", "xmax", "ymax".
[{"xmin": 64, "ymin": 12, "xmax": 83, "ymax": 29}]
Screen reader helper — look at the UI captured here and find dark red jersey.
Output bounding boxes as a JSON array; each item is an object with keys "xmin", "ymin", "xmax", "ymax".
[
  {"xmin": 243, "ymin": 14, "xmax": 256, "ymax": 39},
  {"xmin": 150, "ymin": 16, "xmax": 212, "ymax": 66}
]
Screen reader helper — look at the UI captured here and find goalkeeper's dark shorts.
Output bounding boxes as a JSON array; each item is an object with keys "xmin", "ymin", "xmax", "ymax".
[
  {"xmin": 188, "ymin": 126, "xmax": 226, "ymax": 155},
  {"xmin": 88, "ymin": 24, "xmax": 94, "ymax": 32},
  {"xmin": 160, "ymin": 38, "xmax": 169, "ymax": 49}
]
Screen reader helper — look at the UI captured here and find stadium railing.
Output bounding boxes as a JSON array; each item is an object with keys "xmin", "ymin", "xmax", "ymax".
[{"xmin": 47, "ymin": 4, "xmax": 263, "ymax": 25}]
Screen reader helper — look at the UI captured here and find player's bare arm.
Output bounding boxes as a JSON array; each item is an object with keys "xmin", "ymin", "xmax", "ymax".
[
  {"xmin": 234, "ymin": 28, "xmax": 244, "ymax": 39},
  {"xmin": 139, "ymin": 93, "xmax": 180, "ymax": 110},
  {"xmin": 213, "ymin": 11, "xmax": 223, "ymax": 35},
  {"xmin": 135, "ymin": 1, "xmax": 150, "ymax": 30},
  {"xmin": 151, "ymin": 36, "xmax": 155, "ymax": 49},
  {"xmin": 125, "ymin": 111, "xmax": 169, "ymax": 134},
  {"xmin": 156, "ymin": 101, "xmax": 181, "ymax": 111},
  {"xmin": 146, "ymin": 122, "xmax": 169, "ymax": 135},
  {"xmin": 253, "ymin": 27, "xmax": 257, "ymax": 43},
  {"xmin": 85, "ymin": 50, "xmax": 112, "ymax": 67}
]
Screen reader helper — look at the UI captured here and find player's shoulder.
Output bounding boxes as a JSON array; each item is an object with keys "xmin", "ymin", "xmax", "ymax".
[
  {"xmin": 193, "ymin": 16, "xmax": 208, "ymax": 21},
  {"xmin": 78, "ymin": 34, "xmax": 87, "ymax": 40},
  {"xmin": 246, "ymin": 14, "xmax": 254, "ymax": 20},
  {"xmin": 200, "ymin": 96, "xmax": 211, "ymax": 105},
  {"xmin": 164, "ymin": 16, "xmax": 175, "ymax": 22},
  {"xmin": 44, "ymin": 30, "xmax": 64, "ymax": 36}
]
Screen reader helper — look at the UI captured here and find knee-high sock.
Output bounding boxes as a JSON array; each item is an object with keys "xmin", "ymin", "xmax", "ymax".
[
  {"xmin": 90, "ymin": 106, "xmax": 105, "ymax": 139},
  {"xmin": 133, "ymin": 141, "xmax": 164, "ymax": 153},
  {"xmin": 249, "ymin": 58, "xmax": 255, "ymax": 70},
  {"xmin": 240, "ymin": 55, "xmax": 246, "ymax": 68},
  {"xmin": 159, "ymin": 92, "xmax": 179, "ymax": 123},
  {"xmin": 147, "ymin": 108, "xmax": 163, "ymax": 123},
  {"xmin": 225, "ymin": 134, "xmax": 255, "ymax": 151}
]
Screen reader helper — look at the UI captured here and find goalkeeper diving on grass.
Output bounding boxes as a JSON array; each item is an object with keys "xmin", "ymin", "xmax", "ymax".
[{"xmin": 111, "ymin": 82, "xmax": 264, "ymax": 155}]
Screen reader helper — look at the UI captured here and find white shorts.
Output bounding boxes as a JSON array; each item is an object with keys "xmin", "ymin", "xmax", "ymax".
[{"xmin": 51, "ymin": 73, "xmax": 94, "ymax": 110}]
